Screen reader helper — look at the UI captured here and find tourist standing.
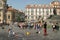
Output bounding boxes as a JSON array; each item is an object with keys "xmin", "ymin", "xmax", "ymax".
[
  {"xmin": 55, "ymin": 23, "xmax": 59, "ymax": 31},
  {"xmin": 36, "ymin": 23, "xmax": 40, "ymax": 34},
  {"xmin": 52, "ymin": 23, "xmax": 55, "ymax": 31},
  {"xmin": 43, "ymin": 22, "xmax": 47, "ymax": 36}
]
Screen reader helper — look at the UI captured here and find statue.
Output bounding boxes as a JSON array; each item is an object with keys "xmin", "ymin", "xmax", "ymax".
[{"xmin": 53, "ymin": 7, "xmax": 57, "ymax": 15}]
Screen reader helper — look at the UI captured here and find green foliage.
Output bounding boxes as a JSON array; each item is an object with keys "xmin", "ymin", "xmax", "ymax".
[
  {"xmin": 16, "ymin": 15, "xmax": 25, "ymax": 22},
  {"xmin": 17, "ymin": 16, "xmax": 21, "ymax": 22}
]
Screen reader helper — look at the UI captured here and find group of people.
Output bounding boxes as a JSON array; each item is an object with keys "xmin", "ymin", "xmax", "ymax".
[
  {"xmin": 34, "ymin": 22, "xmax": 59, "ymax": 36},
  {"xmin": 8, "ymin": 29, "xmax": 15, "ymax": 38},
  {"xmin": 8, "ymin": 21, "xmax": 60, "ymax": 37},
  {"xmin": 33, "ymin": 22, "xmax": 47, "ymax": 36}
]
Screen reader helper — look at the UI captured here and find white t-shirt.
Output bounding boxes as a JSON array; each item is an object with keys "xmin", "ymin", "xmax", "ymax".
[{"xmin": 53, "ymin": 25, "xmax": 55, "ymax": 28}]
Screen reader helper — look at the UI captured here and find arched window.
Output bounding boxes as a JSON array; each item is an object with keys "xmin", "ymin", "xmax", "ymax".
[{"xmin": 8, "ymin": 15, "xmax": 10, "ymax": 19}]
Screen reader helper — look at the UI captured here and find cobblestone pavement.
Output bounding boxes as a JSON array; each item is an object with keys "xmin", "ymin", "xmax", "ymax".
[{"xmin": 0, "ymin": 25, "xmax": 60, "ymax": 40}]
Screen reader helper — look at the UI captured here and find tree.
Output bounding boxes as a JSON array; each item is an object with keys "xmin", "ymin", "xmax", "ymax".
[
  {"xmin": 17, "ymin": 16, "xmax": 21, "ymax": 22},
  {"xmin": 17, "ymin": 16, "xmax": 25, "ymax": 22}
]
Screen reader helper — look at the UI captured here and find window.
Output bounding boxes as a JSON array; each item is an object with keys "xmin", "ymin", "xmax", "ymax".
[
  {"xmin": 25, "ymin": 10, "xmax": 28, "ymax": 15},
  {"xmin": 8, "ymin": 15, "xmax": 10, "ymax": 19},
  {"xmin": 28, "ymin": 11, "xmax": 30, "ymax": 15},
  {"xmin": 50, "ymin": 9, "xmax": 52, "ymax": 13},
  {"xmin": 31, "ymin": 8, "xmax": 34, "ymax": 15},
  {"xmin": 28, "ymin": 16, "xmax": 29, "ymax": 19},
  {"xmin": 47, "ymin": 12, "xmax": 49, "ymax": 15},
  {"xmin": 43, "ymin": 9, "xmax": 44, "ymax": 13},
  {"xmin": 46, "ymin": 10, "xmax": 49, "ymax": 13},
  {"xmin": 36, "ymin": 9, "xmax": 37, "ymax": 15},
  {"xmin": 37, "ymin": 9, "xmax": 39, "ymax": 15},
  {"xmin": 39, "ymin": 9, "xmax": 41, "ymax": 13},
  {"xmin": 31, "ymin": 16, "xmax": 34, "ymax": 19},
  {"xmin": 28, "ymin": 11, "xmax": 30, "ymax": 13},
  {"xmin": 39, "ymin": 11, "xmax": 41, "ymax": 15},
  {"xmin": 37, "ymin": 9, "xmax": 39, "ymax": 12},
  {"xmin": 46, "ymin": 9, "xmax": 49, "ymax": 15},
  {"xmin": 46, "ymin": 9, "xmax": 49, "ymax": 13}
]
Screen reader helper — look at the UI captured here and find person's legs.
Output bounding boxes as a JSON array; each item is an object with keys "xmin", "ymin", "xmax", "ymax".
[
  {"xmin": 8, "ymin": 33, "xmax": 10, "ymax": 37},
  {"xmin": 38, "ymin": 29, "xmax": 40, "ymax": 34},
  {"xmin": 44, "ymin": 28, "xmax": 47, "ymax": 35}
]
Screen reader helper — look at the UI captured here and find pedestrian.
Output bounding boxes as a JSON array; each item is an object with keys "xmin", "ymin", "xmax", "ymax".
[
  {"xmin": 8, "ymin": 29, "xmax": 15, "ymax": 37},
  {"xmin": 52, "ymin": 23, "xmax": 55, "ymax": 31},
  {"xmin": 43, "ymin": 22, "xmax": 47, "ymax": 36},
  {"xmin": 36, "ymin": 23, "xmax": 38, "ymax": 30},
  {"xmin": 36, "ymin": 23, "xmax": 40, "ymax": 34},
  {"xmin": 55, "ymin": 23, "xmax": 59, "ymax": 31},
  {"xmin": 35, "ymin": 23, "xmax": 37, "ymax": 29}
]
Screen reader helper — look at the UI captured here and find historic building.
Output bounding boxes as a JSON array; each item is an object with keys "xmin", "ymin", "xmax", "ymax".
[
  {"xmin": 6, "ymin": 6, "xmax": 25, "ymax": 24},
  {"xmin": 0, "ymin": 0, "xmax": 25, "ymax": 25},
  {"xmin": 25, "ymin": 0, "xmax": 60, "ymax": 23},
  {"xmin": 0, "ymin": 0, "xmax": 7, "ymax": 25},
  {"xmin": 6, "ymin": 6, "xmax": 14, "ymax": 24}
]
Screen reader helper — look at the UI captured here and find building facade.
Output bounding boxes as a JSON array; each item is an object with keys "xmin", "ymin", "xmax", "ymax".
[
  {"xmin": 6, "ymin": 6, "xmax": 25, "ymax": 24},
  {"xmin": 25, "ymin": 0, "xmax": 60, "ymax": 23},
  {"xmin": 0, "ymin": 0, "xmax": 7, "ymax": 25},
  {"xmin": 6, "ymin": 6, "xmax": 14, "ymax": 24},
  {"xmin": 0, "ymin": 0, "xmax": 25, "ymax": 25},
  {"xmin": 14, "ymin": 9, "xmax": 25, "ymax": 22}
]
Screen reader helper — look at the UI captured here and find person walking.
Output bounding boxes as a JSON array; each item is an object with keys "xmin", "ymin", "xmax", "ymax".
[
  {"xmin": 8, "ymin": 29, "xmax": 15, "ymax": 37},
  {"xmin": 43, "ymin": 22, "xmax": 47, "ymax": 36}
]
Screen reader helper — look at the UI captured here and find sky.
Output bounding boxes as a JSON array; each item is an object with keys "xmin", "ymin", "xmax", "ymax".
[{"xmin": 7, "ymin": 0, "xmax": 58, "ymax": 10}]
